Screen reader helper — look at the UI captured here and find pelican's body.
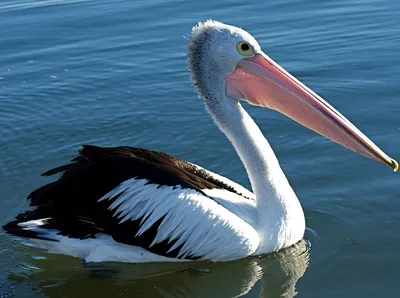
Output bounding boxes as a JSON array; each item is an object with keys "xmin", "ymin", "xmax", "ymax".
[{"xmin": 3, "ymin": 21, "xmax": 397, "ymax": 263}]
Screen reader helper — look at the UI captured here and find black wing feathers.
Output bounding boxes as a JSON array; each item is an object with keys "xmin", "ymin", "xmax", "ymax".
[{"xmin": 4, "ymin": 145, "xmax": 245, "ymax": 259}]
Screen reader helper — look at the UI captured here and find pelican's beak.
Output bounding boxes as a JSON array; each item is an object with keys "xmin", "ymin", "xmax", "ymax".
[{"xmin": 226, "ymin": 53, "xmax": 398, "ymax": 171}]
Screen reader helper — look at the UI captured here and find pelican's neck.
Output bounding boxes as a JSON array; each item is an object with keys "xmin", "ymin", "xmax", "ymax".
[
  {"xmin": 206, "ymin": 97, "xmax": 292, "ymax": 205},
  {"xmin": 205, "ymin": 95, "xmax": 305, "ymax": 252}
]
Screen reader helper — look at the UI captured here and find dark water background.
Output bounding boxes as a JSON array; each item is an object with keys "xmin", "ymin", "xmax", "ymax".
[{"xmin": 1, "ymin": 0, "xmax": 399, "ymax": 297}]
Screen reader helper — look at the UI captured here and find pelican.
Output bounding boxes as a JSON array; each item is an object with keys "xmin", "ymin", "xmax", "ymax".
[{"xmin": 3, "ymin": 20, "xmax": 397, "ymax": 263}]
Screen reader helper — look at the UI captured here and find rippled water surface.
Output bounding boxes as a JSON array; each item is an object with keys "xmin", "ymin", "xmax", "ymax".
[{"xmin": 1, "ymin": 0, "xmax": 399, "ymax": 297}]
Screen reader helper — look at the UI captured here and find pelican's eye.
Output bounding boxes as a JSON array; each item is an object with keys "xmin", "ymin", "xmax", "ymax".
[{"xmin": 236, "ymin": 41, "xmax": 254, "ymax": 56}]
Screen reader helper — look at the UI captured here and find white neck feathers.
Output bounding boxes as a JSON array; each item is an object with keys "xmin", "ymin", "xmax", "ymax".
[{"xmin": 206, "ymin": 97, "xmax": 305, "ymax": 252}]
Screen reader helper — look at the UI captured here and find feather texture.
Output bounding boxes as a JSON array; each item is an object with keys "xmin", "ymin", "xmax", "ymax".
[
  {"xmin": 99, "ymin": 179, "xmax": 259, "ymax": 260},
  {"xmin": 3, "ymin": 145, "xmax": 258, "ymax": 261}
]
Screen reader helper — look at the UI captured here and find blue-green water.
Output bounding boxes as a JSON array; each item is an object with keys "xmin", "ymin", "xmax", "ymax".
[{"xmin": 1, "ymin": 0, "xmax": 399, "ymax": 297}]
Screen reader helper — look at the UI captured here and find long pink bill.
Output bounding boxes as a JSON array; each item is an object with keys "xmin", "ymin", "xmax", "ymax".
[{"xmin": 226, "ymin": 53, "xmax": 398, "ymax": 171}]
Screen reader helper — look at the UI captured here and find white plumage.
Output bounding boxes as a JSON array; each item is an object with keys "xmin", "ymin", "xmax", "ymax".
[{"xmin": 99, "ymin": 178, "xmax": 259, "ymax": 261}]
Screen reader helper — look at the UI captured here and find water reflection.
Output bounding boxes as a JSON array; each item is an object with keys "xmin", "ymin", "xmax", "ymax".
[{"xmin": 6, "ymin": 240, "xmax": 309, "ymax": 298}]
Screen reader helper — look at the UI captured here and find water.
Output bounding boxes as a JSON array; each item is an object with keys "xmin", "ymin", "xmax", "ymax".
[{"xmin": 0, "ymin": 0, "xmax": 399, "ymax": 297}]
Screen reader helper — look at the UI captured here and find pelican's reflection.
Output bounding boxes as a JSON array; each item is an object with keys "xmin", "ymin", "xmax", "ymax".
[{"xmin": 8, "ymin": 240, "xmax": 309, "ymax": 298}]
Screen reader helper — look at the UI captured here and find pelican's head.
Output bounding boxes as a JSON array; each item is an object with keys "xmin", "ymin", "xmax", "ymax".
[
  {"xmin": 187, "ymin": 20, "xmax": 398, "ymax": 171},
  {"xmin": 187, "ymin": 20, "xmax": 261, "ymax": 100}
]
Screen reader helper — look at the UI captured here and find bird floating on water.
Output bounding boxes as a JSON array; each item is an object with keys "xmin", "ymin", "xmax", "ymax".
[{"xmin": 3, "ymin": 20, "xmax": 398, "ymax": 263}]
